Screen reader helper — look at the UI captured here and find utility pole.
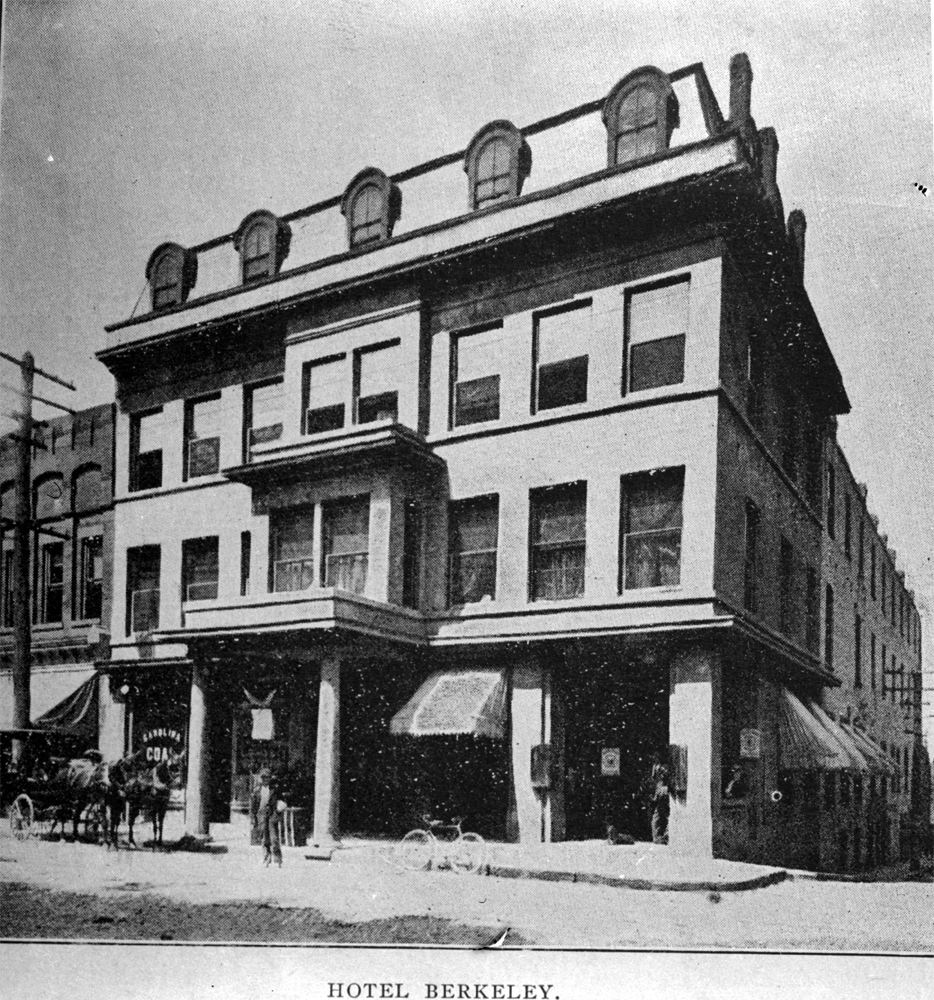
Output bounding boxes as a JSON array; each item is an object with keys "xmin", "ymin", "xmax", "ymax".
[{"xmin": 0, "ymin": 349, "xmax": 76, "ymax": 765}]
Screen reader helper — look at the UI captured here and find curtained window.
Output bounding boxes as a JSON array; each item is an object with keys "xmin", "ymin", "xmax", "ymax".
[
  {"xmin": 621, "ymin": 468, "xmax": 683, "ymax": 591},
  {"xmin": 322, "ymin": 496, "xmax": 369, "ymax": 595},
  {"xmin": 448, "ymin": 495, "xmax": 499, "ymax": 605},
  {"xmin": 271, "ymin": 508, "xmax": 315, "ymax": 593},
  {"xmin": 530, "ymin": 483, "xmax": 586, "ymax": 601}
]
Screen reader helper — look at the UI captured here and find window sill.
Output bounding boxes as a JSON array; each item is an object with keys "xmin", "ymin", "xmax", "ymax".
[{"xmin": 619, "ymin": 585, "xmax": 682, "ymax": 599}]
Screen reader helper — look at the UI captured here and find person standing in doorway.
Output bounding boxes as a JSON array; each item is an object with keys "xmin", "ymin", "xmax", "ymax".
[
  {"xmin": 251, "ymin": 767, "xmax": 284, "ymax": 867},
  {"xmin": 644, "ymin": 753, "xmax": 670, "ymax": 845}
]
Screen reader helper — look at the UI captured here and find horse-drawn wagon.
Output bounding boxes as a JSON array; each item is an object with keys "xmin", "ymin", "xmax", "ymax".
[{"xmin": 1, "ymin": 728, "xmax": 109, "ymax": 842}]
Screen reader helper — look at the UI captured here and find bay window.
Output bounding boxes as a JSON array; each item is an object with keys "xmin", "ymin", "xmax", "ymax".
[{"xmin": 322, "ymin": 496, "xmax": 369, "ymax": 594}]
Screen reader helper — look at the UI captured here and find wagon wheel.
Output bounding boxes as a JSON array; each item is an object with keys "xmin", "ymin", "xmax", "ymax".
[
  {"xmin": 82, "ymin": 802, "xmax": 107, "ymax": 843},
  {"xmin": 9, "ymin": 794, "xmax": 34, "ymax": 841}
]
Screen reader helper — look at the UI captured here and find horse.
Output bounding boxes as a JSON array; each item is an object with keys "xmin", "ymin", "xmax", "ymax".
[
  {"xmin": 106, "ymin": 750, "xmax": 186, "ymax": 848},
  {"xmin": 45, "ymin": 755, "xmax": 112, "ymax": 842}
]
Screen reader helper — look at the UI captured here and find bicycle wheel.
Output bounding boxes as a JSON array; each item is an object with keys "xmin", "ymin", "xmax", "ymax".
[
  {"xmin": 10, "ymin": 794, "xmax": 34, "ymax": 841},
  {"xmin": 393, "ymin": 829, "xmax": 435, "ymax": 871},
  {"xmin": 449, "ymin": 832, "xmax": 486, "ymax": 874}
]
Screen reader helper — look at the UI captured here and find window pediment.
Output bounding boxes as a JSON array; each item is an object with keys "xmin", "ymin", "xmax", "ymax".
[
  {"xmin": 145, "ymin": 242, "xmax": 198, "ymax": 311},
  {"xmin": 233, "ymin": 210, "xmax": 292, "ymax": 285},
  {"xmin": 603, "ymin": 67, "xmax": 679, "ymax": 168},
  {"xmin": 464, "ymin": 120, "xmax": 531, "ymax": 211},
  {"xmin": 340, "ymin": 167, "xmax": 402, "ymax": 248}
]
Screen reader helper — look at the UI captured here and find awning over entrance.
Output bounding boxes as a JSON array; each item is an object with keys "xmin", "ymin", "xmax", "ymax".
[
  {"xmin": 390, "ymin": 669, "xmax": 507, "ymax": 738},
  {"xmin": 778, "ymin": 688, "xmax": 849, "ymax": 770},
  {"xmin": 31, "ymin": 673, "xmax": 100, "ymax": 745}
]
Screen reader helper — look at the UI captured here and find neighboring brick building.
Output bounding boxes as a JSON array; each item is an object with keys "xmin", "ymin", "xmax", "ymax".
[
  {"xmin": 93, "ymin": 52, "xmax": 925, "ymax": 869},
  {"xmin": 0, "ymin": 404, "xmax": 115, "ymax": 740}
]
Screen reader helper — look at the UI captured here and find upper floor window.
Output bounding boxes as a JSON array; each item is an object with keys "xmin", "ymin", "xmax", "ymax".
[
  {"xmin": 39, "ymin": 542, "xmax": 64, "ymax": 624},
  {"xmin": 826, "ymin": 464, "xmax": 836, "ymax": 538},
  {"xmin": 244, "ymin": 379, "xmax": 283, "ymax": 459},
  {"xmin": 881, "ymin": 562, "xmax": 887, "ymax": 614},
  {"xmin": 743, "ymin": 499, "xmax": 759, "ymax": 612},
  {"xmin": 233, "ymin": 210, "xmax": 291, "ymax": 285},
  {"xmin": 825, "ymin": 584, "xmax": 834, "ymax": 670},
  {"xmin": 451, "ymin": 323, "xmax": 503, "ymax": 427},
  {"xmin": 603, "ymin": 67, "xmax": 679, "ymax": 168},
  {"xmin": 745, "ymin": 330, "xmax": 764, "ymax": 424},
  {"xmin": 779, "ymin": 537, "xmax": 794, "ymax": 635},
  {"xmin": 79, "ymin": 535, "xmax": 103, "ymax": 620},
  {"xmin": 870, "ymin": 632, "xmax": 876, "ymax": 690},
  {"xmin": 805, "ymin": 566, "xmax": 820, "ymax": 654},
  {"xmin": 184, "ymin": 394, "xmax": 222, "ymax": 479},
  {"xmin": 340, "ymin": 168, "xmax": 401, "ymax": 248},
  {"xmin": 129, "ymin": 409, "xmax": 163, "ymax": 492},
  {"xmin": 625, "ymin": 279, "xmax": 689, "ymax": 393},
  {"xmin": 271, "ymin": 507, "xmax": 315, "ymax": 593},
  {"xmin": 356, "ymin": 341, "xmax": 401, "ymax": 424},
  {"xmin": 448, "ymin": 495, "xmax": 499, "ymax": 606},
  {"xmin": 870, "ymin": 543, "xmax": 876, "ymax": 599},
  {"xmin": 182, "ymin": 536, "xmax": 219, "ymax": 602},
  {"xmin": 621, "ymin": 468, "xmax": 684, "ymax": 591},
  {"xmin": 464, "ymin": 121, "xmax": 531, "ymax": 211},
  {"xmin": 2, "ymin": 549, "xmax": 12, "ymax": 627},
  {"xmin": 322, "ymin": 495, "xmax": 369, "ymax": 595},
  {"xmin": 145, "ymin": 242, "xmax": 197, "ymax": 311},
  {"xmin": 304, "ymin": 356, "xmax": 346, "ymax": 435},
  {"xmin": 126, "ymin": 544, "xmax": 160, "ymax": 634},
  {"xmin": 854, "ymin": 612, "xmax": 862, "ymax": 688},
  {"xmin": 529, "ymin": 482, "xmax": 586, "ymax": 601},
  {"xmin": 843, "ymin": 494, "xmax": 851, "ymax": 558},
  {"xmin": 533, "ymin": 301, "xmax": 591, "ymax": 412},
  {"xmin": 857, "ymin": 520, "xmax": 865, "ymax": 576}
]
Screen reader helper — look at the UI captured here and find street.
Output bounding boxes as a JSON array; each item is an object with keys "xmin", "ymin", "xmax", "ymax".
[{"xmin": 0, "ymin": 836, "xmax": 931, "ymax": 951}]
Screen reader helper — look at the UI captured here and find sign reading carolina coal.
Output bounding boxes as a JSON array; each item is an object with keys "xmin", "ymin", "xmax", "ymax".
[{"xmin": 141, "ymin": 726, "xmax": 184, "ymax": 762}]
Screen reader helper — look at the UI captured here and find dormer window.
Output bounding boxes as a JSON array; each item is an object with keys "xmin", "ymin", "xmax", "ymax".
[
  {"xmin": 340, "ymin": 168, "xmax": 401, "ymax": 249},
  {"xmin": 145, "ymin": 242, "xmax": 197, "ymax": 311},
  {"xmin": 603, "ymin": 67, "xmax": 679, "ymax": 167},
  {"xmin": 233, "ymin": 210, "xmax": 291, "ymax": 284},
  {"xmin": 464, "ymin": 121, "xmax": 531, "ymax": 211}
]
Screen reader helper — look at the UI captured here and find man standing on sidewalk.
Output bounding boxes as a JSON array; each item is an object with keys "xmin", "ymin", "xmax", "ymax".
[
  {"xmin": 644, "ymin": 754, "xmax": 670, "ymax": 845},
  {"xmin": 250, "ymin": 768, "xmax": 284, "ymax": 867}
]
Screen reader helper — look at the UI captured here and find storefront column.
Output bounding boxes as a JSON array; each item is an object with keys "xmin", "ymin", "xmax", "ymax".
[
  {"xmin": 184, "ymin": 662, "xmax": 212, "ymax": 838},
  {"xmin": 507, "ymin": 662, "xmax": 564, "ymax": 843},
  {"xmin": 98, "ymin": 674, "xmax": 126, "ymax": 761},
  {"xmin": 312, "ymin": 653, "xmax": 341, "ymax": 847},
  {"xmin": 668, "ymin": 646, "xmax": 721, "ymax": 858}
]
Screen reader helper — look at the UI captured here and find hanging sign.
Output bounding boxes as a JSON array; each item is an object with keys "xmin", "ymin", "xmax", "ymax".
[
  {"xmin": 740, "ymin": 728, "xmax": 762, "ymax": 759},
  {"xmin": 244, "ymin": 688, "xmax": 277, "ymax": 741},
  {"xmin": 601, "ymin": 747, "xmax": 621, "ymax": 776},
  {"xmin": 140, "ymin": 726, "xmax": 184, "ymax": 763}
]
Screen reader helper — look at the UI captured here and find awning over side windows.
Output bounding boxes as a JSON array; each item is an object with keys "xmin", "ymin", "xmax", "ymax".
[
  {"xmin": 32, "ymin": 673, "xmax": 100, "ymax": 744},
  {"xmin": 808, "ymin": 702, "xmax": 870, "ymax": 772},
  {"xmin": 390, "ymin": 669, "xmax": 507, "ymax": 738},
  {"xmin": 841, "ymin": 722, "xmax": 898, "ymax": 775},
  {"xmin": 778, "ymin": 688, "xmax": 849, "ymax": 770}
]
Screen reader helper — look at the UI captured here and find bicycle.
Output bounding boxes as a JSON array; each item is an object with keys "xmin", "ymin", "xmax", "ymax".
[{"xmin": 392, "ymin": 815, "xmax": 486, "ymax": 875}]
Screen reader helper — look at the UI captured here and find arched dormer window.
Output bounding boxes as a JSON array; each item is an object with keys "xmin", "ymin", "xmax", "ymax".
[
  {"xmin": 464, "ymin": 121, "xmax": 531, "ymax": 211},
  {"xmin": 233, "ymin": 210, "xmax": 291, "ymax": 285},
  {"xmin": 603, "ymin": 67, "xmax": 679, "ymax": 167},
  {"xmin": 340, "ymin": 168, "xmax": 402, "ymax": 249},
  {"xmin": 145, "ymin": 242, "xmax": 197, "ymax": 311}
]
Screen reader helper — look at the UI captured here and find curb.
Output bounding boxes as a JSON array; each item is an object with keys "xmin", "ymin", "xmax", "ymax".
[{"xmin": 485, "ymin": 863, "xmax": 789, "ymax": 893}]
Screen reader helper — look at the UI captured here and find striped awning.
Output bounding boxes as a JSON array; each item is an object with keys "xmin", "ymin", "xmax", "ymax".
[
  {"xmin": 841, "ymin": 722, "xmax": 898, "ymax": 775},
  {"xmin": 390, "ymin": 669, "xmax": 507, "ymax": 738},
  {"xmin": 808, "ymin": 702, "xmax": 871, "ymax": 772},
  {"xmin": 32, "ymin": 673, "xmax": 100, "ymax": 744},
  {"xmin": 778, "ymin": 688, "xmax": 849, "ymax": 770}
]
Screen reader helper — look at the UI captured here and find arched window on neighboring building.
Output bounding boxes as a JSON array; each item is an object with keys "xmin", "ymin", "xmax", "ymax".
[
  {"xmin": 340, "ymin": 168, "xmax": 402, "ymax": 249},
  {"xmin": 603, "ymin": 67, "xmax": 679, "ymax": 168},
  {"xmin": 145, "ymin": 242, "xmax": 197, "ymax": 311},
  {"xmin": 464, "ymin": 121, "xmax": 531, "ymax": 211},
  {"xmin": 233, "ymin": 210, "xmax": 291, "ymax": 285}
]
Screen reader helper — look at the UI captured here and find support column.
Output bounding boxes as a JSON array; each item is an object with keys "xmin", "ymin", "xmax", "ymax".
[
  {"xmin": 184, "ymin": 662, "xmax": 212, "ymax": 838},
  {"xmin": 98, "ymin": 674, "xmax": 127, "ymax": 761},
  {"xmin": 312, "ymin": 653, "xmax": 341, "ymax": 848},
  {"xmin": 668, "ymin": 645, "xmax": 721, "ymax": 858}
]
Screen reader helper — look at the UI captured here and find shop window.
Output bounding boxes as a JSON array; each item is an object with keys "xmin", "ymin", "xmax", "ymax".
[
  {"xmin": 625, "ymin": 279, "xmax": 688, "ymax": 393},
  {"xmin": 126, "ymin": 545, "xmax": 160, "ymax": 634},
  {"xmin": 233, "ymin": 210, "xmax": 291, "ymax": 285},
  {"xmin": 184, "ymin": 394, "xmax": 222, "ymax": 480},
  {"xmin": 464, "ymin": 121, "xmax": 531, "ymax": 211},
  {"xmin": 529, "ymin": 482, "xmax": 586, "ymax": 601},
  {"xmin": 805, "ymin": 566, "xmax": 819, "ymax": 653},
  {"xmin": 130, "ymin": 409, "xmax": 164, "ymax": 492},
  {"xmin": 2, "ymin": 549, "xmax": 13, "ymax": 627},
  {"xmin": 40, "ymin": 542, "xmax": 64, "ymax": 624},
  {"xmin": 271, "ymin": 508, "xmax": 315, "ymax": 593},
  {"xmin": 244, "ymin": 379, "xmax": 283, "ymax": 459},
  {"xmin": 451, "ymin": 322, "xmax": 503, "ymax": 427},
  {"xmin": 533, "ymin": 301, "xmax": 591, "ymax": 412},
  {"xmin": 621, "ymin": 468, "xmax": 684, "ymax": 591},
  {"xmin": 79, "ymin": 535, "xmax": 103, "ymax": 620},
  {"xmin": 303, "ymin": 356, "xmax": 346, "ymax": 435},
  {"xmin": 340, "ymin": 168, "xmax": 401, "ymax": 248},
  {"xmin": 825, "ymin": 584, "xmax": 834, "ymax": 670},
  {"xmin": 322, "ymin": 496, "xmax": 369, "ymax": 595},
  {"xmin": 356, "ymin": 341, "xmax": 401, "ymax": 424},
  {"xmin": 145, "ymin": 242, "xmax": 197, "ymax": 311},
  {"xmin": 743, "ymin": 499, "xmax": 759, "ymax": 612},
  {"xmin": 603, "ymin": 68, "xmax": 679, "ymax": 167},
  {"xmin": 823, "ymin": 772, "xmax": 836, "ymax": 810},
  {"xmin": 448, "ymin": 495, "xmax": 499, "ymax": 605},
  {"xmin": 840, "ymin": 773, "xmax": 850, "ymax": 807},
  {"xmin": 182, "ymin": 536, "xmax": 219, "ymax": 602}
]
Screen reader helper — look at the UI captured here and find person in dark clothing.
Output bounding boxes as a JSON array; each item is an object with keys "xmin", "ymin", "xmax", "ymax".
[
  {"xmin": 644, "ymin": 754, "xmax": 670, "ymax": 844},
  {"xmin": 250, "ymin": 767, "xmax": 284, "ymax": 867}
]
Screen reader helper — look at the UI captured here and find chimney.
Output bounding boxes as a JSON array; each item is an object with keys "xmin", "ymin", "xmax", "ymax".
[
  {"xmin": 758, "ymin": 127, "xmax": 783, "ymax": 219},
  {"xmin": 729, "ymin": 53, "xmax": 753, "ymax": 124},
  {"xmin": 787, "ymin": 209, "xmax": 806, "ymax": 279}
]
